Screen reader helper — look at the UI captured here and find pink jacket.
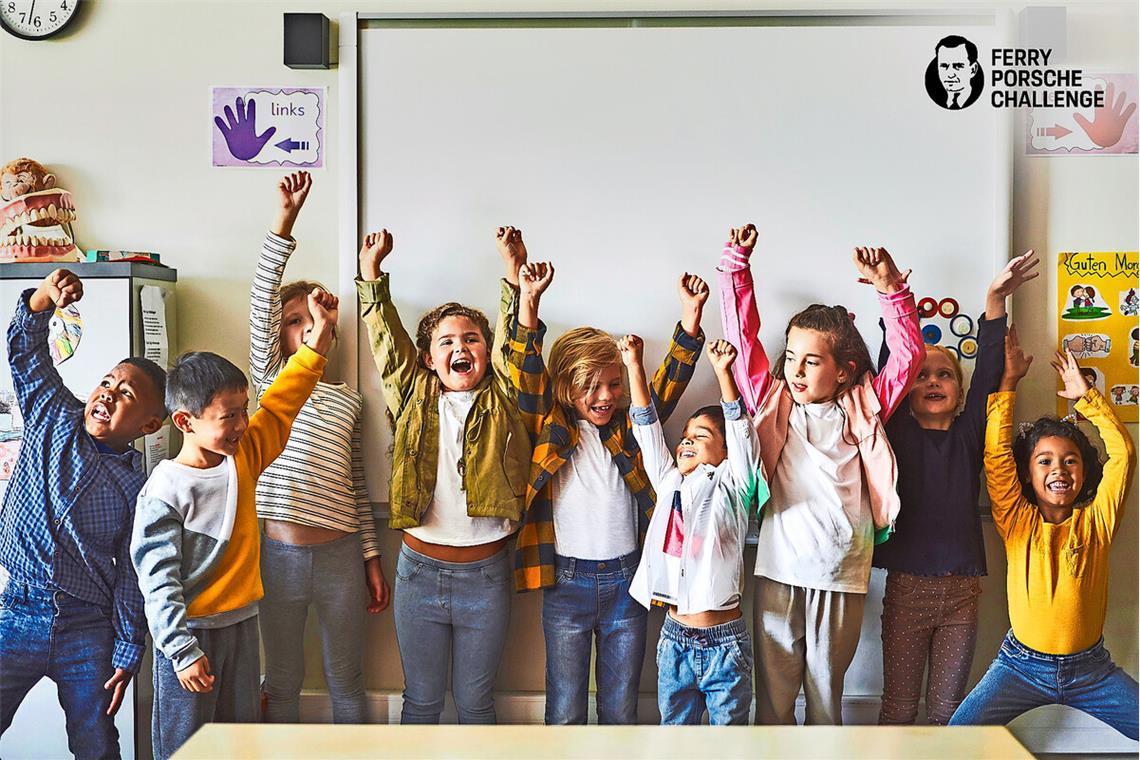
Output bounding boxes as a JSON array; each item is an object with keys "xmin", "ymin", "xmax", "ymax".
[{"xmin": 717, "ymin": 253, "xmax": 924, "ymax": 541}]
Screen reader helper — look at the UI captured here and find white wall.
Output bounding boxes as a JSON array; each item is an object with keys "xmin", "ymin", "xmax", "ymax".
[{"xmin": 1, "ymin": 0, "xmax": 1135, "ymax": 750}]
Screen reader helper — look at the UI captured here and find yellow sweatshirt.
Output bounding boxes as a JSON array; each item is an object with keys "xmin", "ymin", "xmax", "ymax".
[{"xmin": 984, "ymin": 388, "xmax": 1135, "ymax": 654}]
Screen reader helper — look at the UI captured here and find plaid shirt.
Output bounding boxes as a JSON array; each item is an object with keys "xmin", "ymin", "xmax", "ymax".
[
  {"xmin": 507, "ymin": 315, "xmax": 704, "ymax": 591},
  {"xmin": 0, "ymin": 291, "xmax": 147, "ymax": 672}
]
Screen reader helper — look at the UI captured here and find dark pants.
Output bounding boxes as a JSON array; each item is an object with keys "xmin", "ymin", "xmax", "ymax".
[
  {"xmin": 542, "ymin": 551, "xmax": 647, "ymax": 725},
  {"xmin": 151, "ymin": 616, "xmax": 260, "ymax": 760},
  {"xmin": 0, "ymin": 580, "xmax": 121, "ymax": 760},
  {"xmin": 879, "ymin": 572, "xmax": 980, "ymax": 725}
]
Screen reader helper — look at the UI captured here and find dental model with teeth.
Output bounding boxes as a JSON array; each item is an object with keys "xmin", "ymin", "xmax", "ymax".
[
  {"xmin": 0, "ymin": 269, "xmax": 166, "ymax": 759},
  {"xmin": 131, "ymin": 290, "xmax": 334, "ymax": 760},
  {"xmin": 717, "ymin": 224, "xmax": 923, "ymax": 726},
  {"xmin": 625, "ymin": 336, "xmax": 766, "ymax": 725},
  {"xmin": 251, "ymin": 172, "xmax": 388, "ymax": 726},
  {"xmin": 950, "ymin": 345, "xmax": 1137, "ymax": 739},
  {"xmin": 355, "ymin": 225, "xmax": 532, "ymax": 725},
  {"xmin": 508, "ymin": 253, "xmax": 706, "ymax": 726},
  {"xmin": 872, "ymin": 252, "xmax": 1040, "ymax": 726},
  {"xmin": 0, "ymin": 157, "xmax": 82, "ymax": 262}
]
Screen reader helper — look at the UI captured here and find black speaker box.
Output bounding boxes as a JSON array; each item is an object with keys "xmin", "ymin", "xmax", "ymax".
[{"xmin": 284, "ymin": 13, "xmax": 330, "ymax": 70}]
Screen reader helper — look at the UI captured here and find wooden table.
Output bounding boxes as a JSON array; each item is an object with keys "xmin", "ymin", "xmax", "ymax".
[{"xmin": 174, "ymin": 724, "xmax": 1032, "ymax": 759}]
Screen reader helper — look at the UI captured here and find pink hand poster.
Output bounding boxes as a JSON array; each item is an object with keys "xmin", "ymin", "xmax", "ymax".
[{"xmin": 1027, "ymin": 74, "xmax": 1138, "ymax": 155}]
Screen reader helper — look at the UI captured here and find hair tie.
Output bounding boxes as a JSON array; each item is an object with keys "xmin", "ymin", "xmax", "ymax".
[
  {"xmin": 1016, "ymin": 422, "xmax": 1033, "ymax": 436},
  {"xmin": 1061, "ymin": 413, "xmax": 1078, "ymax": 425}
]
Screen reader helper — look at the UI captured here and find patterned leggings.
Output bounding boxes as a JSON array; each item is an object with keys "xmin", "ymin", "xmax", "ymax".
[{"xmin": 879, "ymin": 571, "xmax": 981, "ymax": 725}]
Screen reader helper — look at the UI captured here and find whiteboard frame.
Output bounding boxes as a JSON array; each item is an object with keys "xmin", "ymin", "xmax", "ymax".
[{"xmin": 339, "ymin": 7, "xmax": 1014, "ymax": 507}]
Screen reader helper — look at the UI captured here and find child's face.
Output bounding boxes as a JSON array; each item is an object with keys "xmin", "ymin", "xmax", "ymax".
[
  {"xmin": 1027, "ymin": 435, "xmax": 1085, "ymax": 510},
  {"xmin": 180, "ymin": 387, "xmax": 250, "ymax": 459},
  {"xmin": 423, "ymin": 315, "xmax": 489, "ymax": 392},
  {"xmin": 675, "ymin": 414, "xmax": 727, "ymax": 476},
  {"xmin": 784, "ymin": 327, "xmax": 850, "ymax": 404},
  {"xmin": 1073, "ymin": 287, "xmax": 1087, "ymax": 299},
  {"xmin": 280, "ymin": 294, "xmax": 323, "ymax": 359},
  {"xmin": 909, "ymin": 349, "xmax": 961, "ymax": 422},
  {"xmin": 84, "ymin": 363, "xmax": 163, "ymax": 448},
  {"xmin": 573, "ymin": 362, "xmax": 624, "ymax": 426}
]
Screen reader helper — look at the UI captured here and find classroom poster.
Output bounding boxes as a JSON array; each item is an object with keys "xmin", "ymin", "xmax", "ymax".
[
  {"xmin": 211, "ymin": 86, "xmax": 325, "ymax": 168},
  {"xmin": 1057, "ymin": 251, "xmax": 1139, "ymax": 422},
  {"xmin": 1027, "ymin": 74, "xmax": 1138, "ymax": 155}
]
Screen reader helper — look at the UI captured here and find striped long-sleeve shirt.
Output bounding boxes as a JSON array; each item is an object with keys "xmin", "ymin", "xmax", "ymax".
[{"xmin": 249, "ymin": 232, "xmax": 379, "ymax": 559}]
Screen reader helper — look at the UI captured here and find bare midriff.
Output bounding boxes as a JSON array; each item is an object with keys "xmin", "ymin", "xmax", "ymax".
[
  {"xmin": 402, "ymin": 532, "xmax": 508, "ymax": 562},
  {"xmin": 669, "ymin": 605, "xmax": 742, "ymax": 629},
  {"xmin": 264, "ymin": 519, "xmax": 349, "ymax": 545}
]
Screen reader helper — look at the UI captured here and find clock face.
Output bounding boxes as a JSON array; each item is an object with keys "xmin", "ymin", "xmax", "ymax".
[{"xmin": 0, "ymin": 0, "xmax": 79, "ymax": 40}]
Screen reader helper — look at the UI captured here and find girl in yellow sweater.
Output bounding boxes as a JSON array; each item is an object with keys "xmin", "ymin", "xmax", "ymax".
[{"xmin": 950, "ymin": 335, "xmax": 1137, "ymax": 739}]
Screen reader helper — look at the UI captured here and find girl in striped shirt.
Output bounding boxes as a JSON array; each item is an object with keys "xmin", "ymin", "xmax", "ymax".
[{"xmin": 251, "ymin": 172, "xmax": 389, "ymax": 724}]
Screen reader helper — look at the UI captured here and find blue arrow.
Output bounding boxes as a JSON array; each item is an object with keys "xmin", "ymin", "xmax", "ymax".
[{"xmin": 275, "ymin": 138, "xmax": 309, "ymax": 153}]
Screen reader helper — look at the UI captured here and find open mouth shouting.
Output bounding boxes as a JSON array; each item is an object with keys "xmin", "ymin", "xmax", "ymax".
[
  {"xmin": 450, "ymin": 357, "xmax": 474, "ymax": 376},
  {"xmin": 89, "ymin": 401, "xmax": 112, "ymax": 424}
]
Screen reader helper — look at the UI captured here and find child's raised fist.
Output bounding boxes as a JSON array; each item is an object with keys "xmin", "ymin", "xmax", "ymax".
[
  {"xmin": 358, "ymin": 230, "xmax": 393, "ymax": 281},
  {"xmin": 30, "ymin": 268, "xmax": 83, "ymax": 313},
  {"xmin": 707, "ymin": 339, "xmax": 738, "ymax": 372},
  {"xmin": 305, "ymin": 288, "xmax": 339, "ymax": 356},
  {"xmin": 519, "ymin": 261, "xmax": 554, "ymax": 301},
  {"xmin": 728, "ymin": 224, "xmax": 758, "ymax": 253},
  {"xmin": 277, "ymin": 171, "xmax": 312, "ymax": 214},
  {"xmin": 495, "ymin": 226, "xmax": 528, "ymax": 284},
  {"xmin": 618, "ymin": 334, "xmax": 645, "ymax": 368},
  {"xmin": 853, "ymin": 246, "xmax": 911, "ymax": 294},
  {"xmin": 678, "ymin": 273, "xmax": 710, "ymax": 309}
]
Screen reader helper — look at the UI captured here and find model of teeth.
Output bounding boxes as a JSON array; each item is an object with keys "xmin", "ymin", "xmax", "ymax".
[{"xmin": 0, "ymin": 158, "xmax": 83, "ymax": 262}]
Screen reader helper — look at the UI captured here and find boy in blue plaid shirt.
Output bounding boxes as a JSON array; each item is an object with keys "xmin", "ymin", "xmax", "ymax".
[{"xmin": 0, "ymin": 269, "xmax": 167, "ymax": 759}]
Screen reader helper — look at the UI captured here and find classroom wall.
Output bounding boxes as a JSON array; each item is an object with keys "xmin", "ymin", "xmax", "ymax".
[{"xmin": 1, "ymin": 0, "xmax": 1135, "ymax": 726}]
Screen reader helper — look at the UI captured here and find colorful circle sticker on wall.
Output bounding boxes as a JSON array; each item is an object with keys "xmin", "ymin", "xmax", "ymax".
[
  {"xmin": 48, "ymin": 303, "xmax": 83, "ymax": 365},
  {"xmin": 950, "ymin": 314, "xmax": 974, "ymax": 337},
  {"xmin": 918, "ymin": 297, "xmax": 938, "ymax": 318},
  {"xmin": 938, "ymin": 298, "xmax": 960, "ymax": 318},
  {"xmin": 944, "ymin": 345, "xmax": 961, "ymax": 359},
  {"xmin": 958, "ymin": 335, "xmax": 979, "ymax": 359},
  {"xmin": 922, "ymin": 324, "xmax": 943, "ymax": 344}
]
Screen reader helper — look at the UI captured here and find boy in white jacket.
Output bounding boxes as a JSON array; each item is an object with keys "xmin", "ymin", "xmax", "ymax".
[{"xmin": 625, "ymin": 337, "xmax": 766, "ymax": 725}]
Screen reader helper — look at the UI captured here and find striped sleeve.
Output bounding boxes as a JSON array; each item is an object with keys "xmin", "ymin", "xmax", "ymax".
[
  {"xmin": 351, "ymin": 416, "xmax": 381, "ymax": 559},
  {"xmin": 250, "ymin": 232, "xmax": 295, "ymax": 390}
]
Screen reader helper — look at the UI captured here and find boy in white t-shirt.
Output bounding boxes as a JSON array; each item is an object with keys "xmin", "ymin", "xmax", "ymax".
[{"xmin": 626, "ymin": 337, "xmax": 766, "ymax": 725}]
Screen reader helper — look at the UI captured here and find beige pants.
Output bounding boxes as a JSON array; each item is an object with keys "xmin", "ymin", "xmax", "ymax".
[{"xmin": 752, "ymin": 576, "xmax": 866, "ymax": 725}]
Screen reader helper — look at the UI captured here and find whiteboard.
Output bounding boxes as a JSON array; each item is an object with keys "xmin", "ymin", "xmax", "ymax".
[{"xmin": 349, "ymin": 15, "xmax": 1011, "ymax": 503}]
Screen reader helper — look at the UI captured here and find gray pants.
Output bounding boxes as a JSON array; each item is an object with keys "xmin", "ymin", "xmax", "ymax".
[
  {"xmin": 752, "ymin": 576, "xmax": 865, "ymax": 725},
  {"xmin": 260, "ymin": 533, "xmax": 368, "ymax": 723},
  {"xmin": 151, "ymin": 616, "xmax": 260, "ymax": 760}
]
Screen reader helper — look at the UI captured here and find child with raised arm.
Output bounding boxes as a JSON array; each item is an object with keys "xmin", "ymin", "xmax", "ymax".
[
  {"xmin": 873, "ymin": 252, "xmax": 1040, "ymax": 725},
  {"xmin": 949, "ymin": 343, "xmax": 1137, "ymax": 739},
  {"xmin": 0, "ymin": 270, "xmax": 166, "ymax": 759},
  {"xmin": 251, "ymin": 172, "xmax": 387, "ymax": 725},
  {"xmin": 717, "ymin": 223, "xmax": 924, "ymax": 725},
  {"xmin": 508, "ymin": 256, "xmax": 706, "ymax": 725},
  {"xmin": 356, "ymin": 227, "xmax": 531, "ymax": 725},
  {"xmin": 626, "ymin": 337, "xmax": 766, "ymax": 725},
  {"xmin": 132, "ymin": 290, "xmax": 336, "ymax": 760}
]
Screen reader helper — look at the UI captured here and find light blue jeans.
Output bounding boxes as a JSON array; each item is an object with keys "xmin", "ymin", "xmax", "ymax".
[
  {"xmin": 657, "ymin": 613, "xmax": 753, "ymax": 725},
  {"xmin": 259, "ymin": 533, "xmax": 368, "ymax": 724},
  {"xmin": 950, "ymin": 630, "xmax": 1139, "ymax": 740},
  {"xmin": 542, "ymin": 551, "xmax": 647, "ymax": 725},
  {"xmin": 393, "ymin": 544, "xmax": 512, "ymax": 724}
]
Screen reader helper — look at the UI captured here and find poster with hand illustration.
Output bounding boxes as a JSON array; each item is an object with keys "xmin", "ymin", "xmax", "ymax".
[
  {"xmin": 211, "ymin": 87, "xmax": 325, "ymax": 168},
  {"xmin": 1027, "ymin": 75, "xmax": 1138, "ymax": 155},
  {"xmin": 1057, "ymin": 251, "xmax": 1139, "ymax": 421}
]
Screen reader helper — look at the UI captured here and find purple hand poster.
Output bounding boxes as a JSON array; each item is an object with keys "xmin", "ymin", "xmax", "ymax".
[{"xmin": 211, "ymin": 87, "xmax": 325, "ymax": 167}]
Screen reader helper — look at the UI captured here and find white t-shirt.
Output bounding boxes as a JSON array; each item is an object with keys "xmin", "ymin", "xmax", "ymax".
[
  {"xmin": 404, "ymin": 391, "xmax": 515, "ymax": 547},
  {"xmin": 754, "ymin": 400, "xmax": 874, "ymax": 594},
  {"xmin": 551, "ymin": 421, "xmax": 638, "ymax": 560}
]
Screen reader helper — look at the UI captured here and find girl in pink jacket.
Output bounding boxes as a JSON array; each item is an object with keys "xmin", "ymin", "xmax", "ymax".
[{"xmin": 717, "ymin": 224, "xmax": 923, "ymax": 725}]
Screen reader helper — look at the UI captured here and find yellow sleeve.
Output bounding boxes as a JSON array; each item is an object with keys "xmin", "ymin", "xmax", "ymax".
[
  {"xmin": 240, "ymin": 343, "xmax": 326, "ymax": 477},
  {"xmin": 983, "ymin": 391, "xmax": 1033, "ymax": 540},
  {"xmin": 1074, "ymin": 388, "xmax": 1136, "ymax": 542}
]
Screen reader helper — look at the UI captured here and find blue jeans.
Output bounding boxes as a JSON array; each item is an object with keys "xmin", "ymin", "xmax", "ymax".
[
  {"xmin": 260, "ymin": 533, "xmax": 368, "ymax": 723},
  {"xmin": 657, "ymin": 613, "xmax": 753, "ymax": 725},
  {"xmin": 542, "ymin": 551, "xmax": 647, "ymax": 725},
  {"xmin": 0, "ymin": 580, "xmax": 121, "ymax": 760},
  {"xmin": 950, "ymin": 630, "xmax": 1139, "ymax": 740},
  {"xmin": 393, "ymin": 544, "xmax": 512, "ymax": 724}
]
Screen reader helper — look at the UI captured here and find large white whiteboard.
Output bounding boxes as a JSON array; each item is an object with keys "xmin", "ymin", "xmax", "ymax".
[{"xmin": 348, "ymin": 15, "xmax": 1010, "ymax": 503}]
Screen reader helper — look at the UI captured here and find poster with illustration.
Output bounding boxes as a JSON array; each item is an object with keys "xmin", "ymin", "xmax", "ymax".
[
  {"xmin": 1057, "ymin": 251, "xmax": 1139, "ymax": 421},
  {"xmin": 1027, "ymin": 74, "xmax": 1138, "ymax": 155}
]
